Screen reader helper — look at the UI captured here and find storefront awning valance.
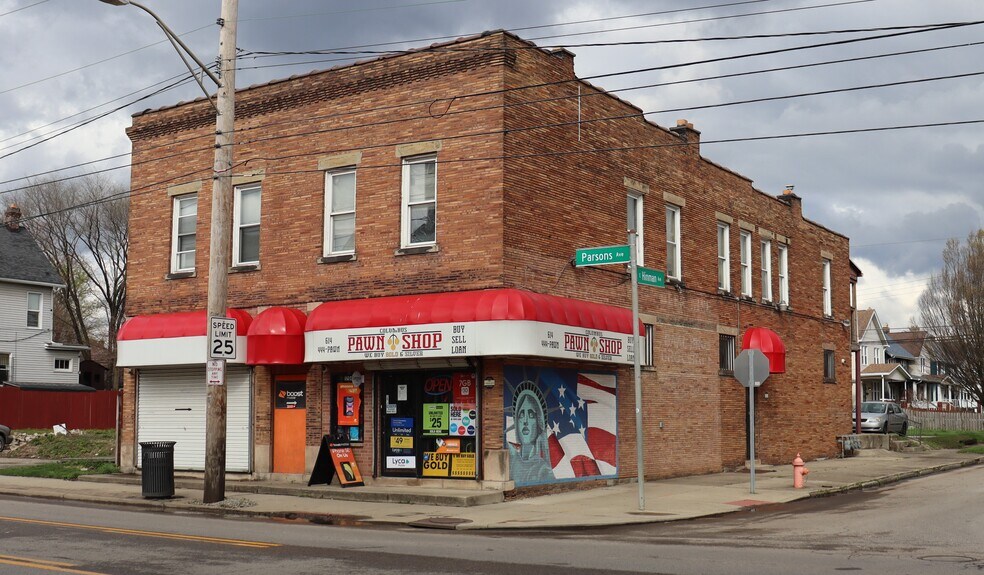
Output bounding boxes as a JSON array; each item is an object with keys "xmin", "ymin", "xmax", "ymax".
[
  {"xmin": 247, "ymin": 307, "xmax": 307, "ymax": 365},
  {"xmin": 742, "ymin": 326, "xmax": 786, "ymax": 374},
  {"xmin": 305, "ymin": 288, "xmax": 642, "ymax": 365},
  {"xmin": 118, "ymin": 309, "xmax": 252, "ymax": 367}
]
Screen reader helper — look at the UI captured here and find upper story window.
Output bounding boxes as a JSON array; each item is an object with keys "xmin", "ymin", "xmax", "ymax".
[
  {"xmin": 861, "ymin": 346, "xmax": 868, "ymax": 365},
  {"xmin": 401, "ymin": 155, "xmax": 437, "ymax": 247},
  {"xmin": 778, "ymin": 243, "xmax": 789, "ymax": 306},
  {"xmin": 665, "ymin": 204, "xmax": 681, "ymax": 280},
  {"xmin": 324, "ymin": 167, "xmax": 357, "ymax": 256},
  {"xmin": 0, "ymin": 353, "xmax": 9, "ymax": 383},
  {"xmin": 627, "ymin": 192, "xmax": 644, "ymax": 265},
  {"xmin": 822, "ymin": 258, "xmax": 832, "ymax": 316},
  {"xmin": 27, "ymin": 292, "xmax": 42, "ymax": 328},
  {"xmin": 171, "ymin": 194, "xmax": 197, "ymax": 273},
  {"xmin": 54, "ymin": 358, "xmax": 72, "ymax": 371},
  {"xmin": 760, "ymin": 239, "xmax": 772, "ymax": 302},
  {"xmin": 233, "ymin": 183, "xmax": 261, "ymax": 266},
  {"xmin": 739, "ymin": 230, "xmax": 752, "ymax": 297},
  {"xmin": 717, "ymin": 222, "xmax": 730, "ymax": 292}
]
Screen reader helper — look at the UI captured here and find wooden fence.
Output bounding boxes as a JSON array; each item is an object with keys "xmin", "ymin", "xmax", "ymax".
[
  {"xmin": 0, "ymin": 387, "xmax": 120, "ymax": 429},
  {"xmin": 907, "ymin": 409, "xmax": 984, "ymax": 432}
]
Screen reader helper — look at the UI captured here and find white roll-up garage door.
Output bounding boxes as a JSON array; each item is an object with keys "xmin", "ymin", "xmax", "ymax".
[{"xmin": 137, "ymin": 366, "xmax": 252, "ymax": 472}]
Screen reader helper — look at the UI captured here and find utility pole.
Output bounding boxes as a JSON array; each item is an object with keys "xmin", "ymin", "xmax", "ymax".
[{"xmin": 204, "ymin": 0, "xmax": 239, "ymax": 504}]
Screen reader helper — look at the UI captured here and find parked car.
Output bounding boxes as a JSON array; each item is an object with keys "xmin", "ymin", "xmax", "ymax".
[
  {"xmin": 854, "ymin": 401, "xmax": 909, "ymax": 435},
  {"xmin": 0, "ymin": 423, "xmax": 9, "ymax": 451}
]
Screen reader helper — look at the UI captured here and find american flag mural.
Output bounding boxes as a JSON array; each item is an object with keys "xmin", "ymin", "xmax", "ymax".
[{"xmin": 504, "ymin": 365, "xmax": 618, "ymax": 486}]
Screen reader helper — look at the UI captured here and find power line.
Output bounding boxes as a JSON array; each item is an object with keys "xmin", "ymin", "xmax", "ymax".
[
  {"xmin": 0, "ymin": 0, "xmax": 48, "ymax": 17},
  {"xmin": 238, "ymin": 0, "xmax": 470, "ymax": 22},
  {"xmin": 0, "ymin": 22, "xmax": 214, "ymax": 97},
  {"xmin": 242, "ymin": 21, "xmax": 961, "ymax": 57},
  {"xmin": 8, "ymin": 33, "xmax": 978, "ymax": 191},
  {"xmin": 5, "ymin": 61, "xmax": 981, "ymax": 196},
  {"xmin": 14, "ymin": 116, "xmax": 984, "ymax": 224}
]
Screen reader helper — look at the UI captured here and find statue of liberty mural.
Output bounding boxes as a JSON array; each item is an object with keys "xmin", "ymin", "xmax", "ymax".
[{"xmin": 506, "ymin": 379, "xmax": 554, "ymax": 485}]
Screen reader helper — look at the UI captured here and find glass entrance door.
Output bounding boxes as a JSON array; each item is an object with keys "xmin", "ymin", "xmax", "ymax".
[{"xmin": 379, "ymin": 373, "xmax": 419, "ymax": 477}]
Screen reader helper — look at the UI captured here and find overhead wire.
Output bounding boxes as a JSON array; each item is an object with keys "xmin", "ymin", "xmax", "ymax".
[
  {"xmin": 0, "ymin": 0, "xmax": 49, "ymax": 18},
  {"xmin": 4, "ymin": 21, "xmax": 980, "ymax": 190}
]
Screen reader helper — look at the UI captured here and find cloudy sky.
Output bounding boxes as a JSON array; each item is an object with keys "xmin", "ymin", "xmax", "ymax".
[{"xmin": 1, "ymin": 0, "xmax": 981, "ymax": 327}]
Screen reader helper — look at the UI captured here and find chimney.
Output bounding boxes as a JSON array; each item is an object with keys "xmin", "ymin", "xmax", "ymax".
[
  {"xmin": 669, "ymin": 119, "xmax": 700, "ymax": 155},
  {"xmin": 883, "ymin": 324, "xmax": 890, "ymax": 334},
  {"xmin": 777, "ymin": 185, "xmax": 802, "ymax": 220},
  {"xmin": 4, "ymin": 204, "xmax": 22, "ymax": 231}
]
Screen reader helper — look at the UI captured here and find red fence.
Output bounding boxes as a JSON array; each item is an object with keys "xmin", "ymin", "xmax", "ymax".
[{"xmin": 0, "ymin": 387, "xmax": 120, "ymax": 429}]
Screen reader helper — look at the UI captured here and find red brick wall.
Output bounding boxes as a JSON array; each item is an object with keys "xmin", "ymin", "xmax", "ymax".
[{"xmin": 123, "ymin": 32, "xmax": 852, "ymax": 481}]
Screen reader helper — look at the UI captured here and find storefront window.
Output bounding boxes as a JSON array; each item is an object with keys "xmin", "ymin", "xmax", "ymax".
[
  {"xmin": 332, "ymin": 372, "xmax": 364, "ymax": 443},
  {"xmin": 379, "ymin": 370, "xmax": 478, "ymax": 479}
]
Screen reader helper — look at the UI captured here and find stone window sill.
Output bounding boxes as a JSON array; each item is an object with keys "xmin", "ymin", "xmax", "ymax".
[
  {"xmin": 395, "ymin": 245, "xmax": 439, "ymax": 256},
  {"xmin": 318, "ymin": 254, "xmax": 356, "ymax": 264},
  {"xmin": 165, "ymin": 271, "xmax": 196, "ymax": 280}
]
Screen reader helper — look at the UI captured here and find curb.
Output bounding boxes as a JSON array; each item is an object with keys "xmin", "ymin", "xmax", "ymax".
[{"xmin": 808, "ymin": 456, "xmax": 984, "ymax": 498}]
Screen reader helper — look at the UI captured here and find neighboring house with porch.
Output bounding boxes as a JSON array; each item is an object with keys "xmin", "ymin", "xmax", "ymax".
[
  {"xmin": 854, "ymin": 306, "xmax": 977, "ymax": 410},
  {"xmin": 0, "ymin": 205, "xmax": 89, "ymax": 390},
  {"xmin": 887, "ymin": 328, "xmax": 976, "ymax": 410}
]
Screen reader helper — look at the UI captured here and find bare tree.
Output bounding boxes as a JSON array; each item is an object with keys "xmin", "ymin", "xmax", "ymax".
[
  {"xmin": 919, "ymin": 231, "xmax": 984, "ymax": 410},
  {"xmin": 14, "ymin": 175, "xmax": 128, "ymax": 387}
]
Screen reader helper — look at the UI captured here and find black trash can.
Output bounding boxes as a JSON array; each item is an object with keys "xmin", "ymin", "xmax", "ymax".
[{"xmin": 140, "ymin": 441, "xmax": 176, "ymax": 499}]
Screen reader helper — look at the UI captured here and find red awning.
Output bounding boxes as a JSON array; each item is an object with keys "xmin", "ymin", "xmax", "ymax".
[
  {"xmin": 742, "ymin": 327, "xmax": 786, "ymax": 374},
  {"xmin": 118, "ymin": 309, "xmax": 252, "ymax": 340},
  {"xmin": 306, "ymin": 288, "xmax": 643, "ymax": 334},
  {"xmin": 247, "ymin": 307, "xmax": 307, "ymax": 365}
]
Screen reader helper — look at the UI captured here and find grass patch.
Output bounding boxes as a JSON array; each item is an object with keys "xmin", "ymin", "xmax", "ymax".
[
  {"xmin": 915, "ymin": 430, "xmax": 984, "ymax": 452},
  {"xmin": 5, "ymin": 429, "xmax": 116, "ymax": 459},
  {"xmin": 0, "ymin": 460, "xmax": 119, "ymax": 480}
]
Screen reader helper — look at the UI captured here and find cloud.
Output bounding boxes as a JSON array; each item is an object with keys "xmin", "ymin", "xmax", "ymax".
[{"xmin": 855, "ymin": 256, "xmax": 928, "ymax": 330}]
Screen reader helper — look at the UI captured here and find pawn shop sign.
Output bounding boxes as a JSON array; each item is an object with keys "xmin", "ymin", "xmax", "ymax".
[{"xmin": 734, "ymin": 349, "xmax": 770, "ymax": 388}]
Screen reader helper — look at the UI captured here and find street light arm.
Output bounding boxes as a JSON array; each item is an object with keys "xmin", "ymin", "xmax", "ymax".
[{"xmin": 100, "ymin": 0, "xmax": 222, "ymax": 89}]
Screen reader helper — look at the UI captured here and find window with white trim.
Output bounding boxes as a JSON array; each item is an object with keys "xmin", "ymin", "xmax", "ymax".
[
  {"xmin": 822, "ymin": 258, "xmax": 832, "ymax": 316},
  {"xmin": 0, "ymin": 353, "xmax": 9, "ymax": 383},
  {"xmin": 778, "ymin": 243, "xmax": 789, "ymax": 306},
  {"xmin": 717, "ymin": 222, "xmax": 730, "ymax": 292},
  {"xmin": 401, "ymin": 155, "xmax": 437, "ymax": 247},
  {"xmin": 27, "ymin": 292, "xmax": 42, "ymax": 328},
  {"xmin": 761, "ymin": 239, "xmax": 772, "ymax": 302},
  {"xmin": 665, "ymin": 204, "xmax": 681, "ymax": 280},
  {"xmin": 233, "ymin": 183, "xmax": 261, "ymax": 265},
  {"xmin": 324, "ymin": 167, "xmax": 356, "ymax": 256},
  {"xmin": 170, "ymin": 194, "xmax": 197, "ymax": 273},
  {"xmin": 740, "ymin": 230, "xmax": 752, "ymax": 297},
  {"xmin": 54, "ymin": 358, "xmax": 71, "ymax": 372},
  {"xmin": 627, "ymin": 192, "xmax": 644, "ymax": 265},
  {"xmin": 861, "ymin": 346, "xmax": 868, "ymax": 365}
]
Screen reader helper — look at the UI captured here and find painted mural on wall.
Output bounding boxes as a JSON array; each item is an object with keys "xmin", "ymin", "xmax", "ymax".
[{"xmin": 503, "ymin": 365, "xmax": 617, "ymax": 486}]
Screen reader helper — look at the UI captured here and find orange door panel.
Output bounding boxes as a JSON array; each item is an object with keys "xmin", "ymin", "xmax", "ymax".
[{"xmin": 273, "ymin": 377, "xmax": 306, "ymax": 474}]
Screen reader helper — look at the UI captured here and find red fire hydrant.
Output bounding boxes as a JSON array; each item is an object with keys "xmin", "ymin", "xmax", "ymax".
[{"xmin": 793, "ymin": 453, "xmax": 810, "ymax": 488}]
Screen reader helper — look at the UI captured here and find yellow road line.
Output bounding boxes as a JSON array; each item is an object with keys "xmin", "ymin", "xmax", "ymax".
[
  {"xmin": 0, "ymin": 515, "xmax": 280, "ymax": 549},
  {"xmin": 0, "ymin": 555, "xmax": 109, "ymax": 575}
]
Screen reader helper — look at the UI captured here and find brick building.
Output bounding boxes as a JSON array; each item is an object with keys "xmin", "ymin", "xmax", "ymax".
[{"xmin": 117, "ymin": 31, "xmax": 855, "ymax": 490}]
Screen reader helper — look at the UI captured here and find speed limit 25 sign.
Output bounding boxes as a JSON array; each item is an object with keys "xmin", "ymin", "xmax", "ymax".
[{"xmin": 209, "ymin": 316, "xmax": 238, "ymax": 359}]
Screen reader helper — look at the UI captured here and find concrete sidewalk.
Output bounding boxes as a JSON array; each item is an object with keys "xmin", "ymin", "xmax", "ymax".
[{"xmin": 0, "ymin": 449, "xmax": 980, "ymax": 530}]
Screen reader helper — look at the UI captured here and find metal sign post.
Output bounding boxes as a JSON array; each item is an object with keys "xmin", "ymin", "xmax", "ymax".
[
  {"xmin": 733, "ymin": 349, "xmax": 770, "ymax": 494},
  {"xmin": 628, "ymin": 230, "xmax": 644, "ymax": 511}
]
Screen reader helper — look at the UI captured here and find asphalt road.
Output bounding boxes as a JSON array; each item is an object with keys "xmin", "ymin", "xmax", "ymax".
[{"xmin": 0, "ymin": 466, "xmax": 982, "ymax": 574}]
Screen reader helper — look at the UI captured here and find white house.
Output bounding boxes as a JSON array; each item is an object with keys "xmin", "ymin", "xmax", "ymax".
[{"xmin": 0, "ymin": 205, "xmax": 88, "ymax": 390}]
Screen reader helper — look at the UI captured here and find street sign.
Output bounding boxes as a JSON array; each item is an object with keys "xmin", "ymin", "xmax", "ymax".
[
  {"xmin": 209, "ymin": 316, "xmax": 238, "ymax": 360},
  {"xmin": 734, "ymin": 349, "xmax": 770, "ymax": 388},
  {"xmin": 637, "ymin": 266, "xmax": 665, "ymax": 287},
  {"xmin": 206, "ymin": 358, "xmax": 225, "ymax": 386},
  {"xmin": 574, "ymin": 245, "xmax": 631, "ymax": 267}
]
